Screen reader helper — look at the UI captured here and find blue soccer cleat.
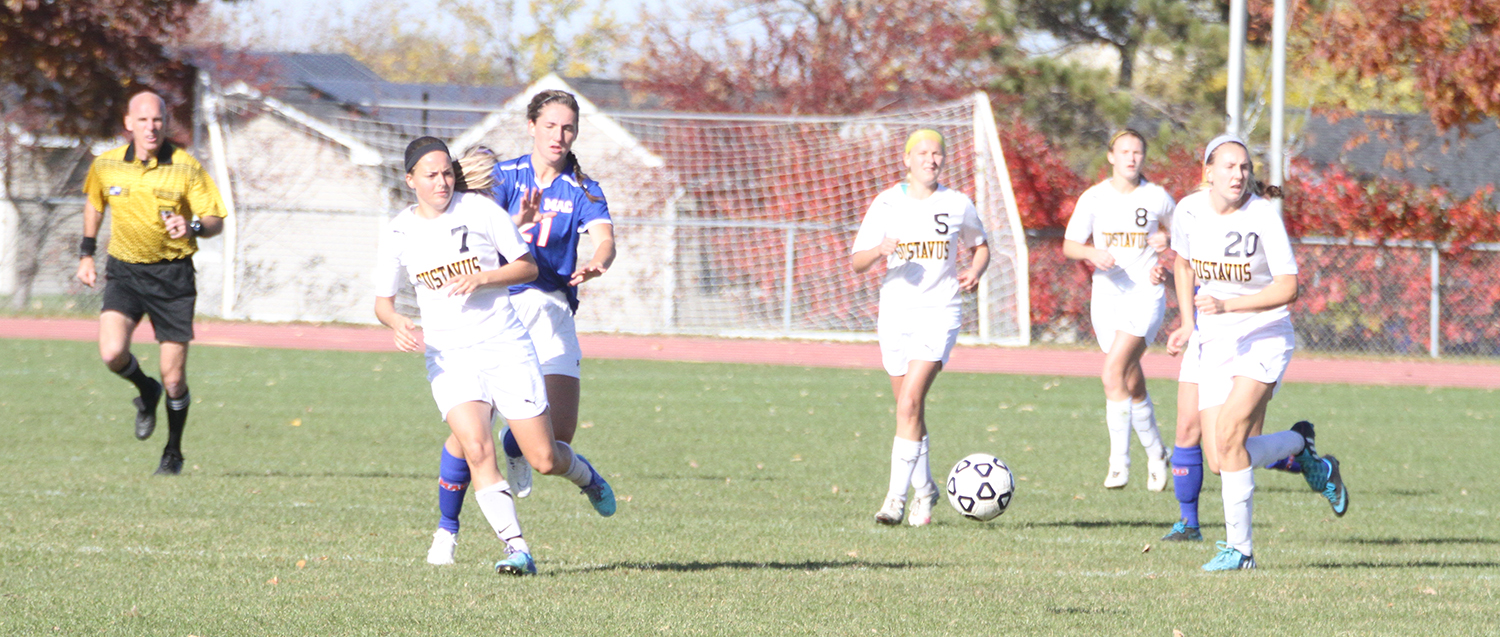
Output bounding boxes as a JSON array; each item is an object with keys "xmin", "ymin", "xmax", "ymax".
[
  {"xmin": 1319, "ymin": 455, "xmax": 1349, "ymax": 517},
  {"xmin": 1162, "ymin": 520, "xmax": 1204, "ymax": 542},
  {"xmin": 577, "ymin": 455, "xmax": 616, "ymax": 517},
  {"xmin": 1202, "ymin": 541, "xmax": 1256, "ymax": 571},
  {"xmin": 495, "ymin": 550, "xmax": 536, "ymax": 576}
]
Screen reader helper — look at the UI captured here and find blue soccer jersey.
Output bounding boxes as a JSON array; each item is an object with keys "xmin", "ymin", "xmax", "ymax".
[{"xmin": 489, "ymin": 154, "xmax": 612, "ymax": 311}]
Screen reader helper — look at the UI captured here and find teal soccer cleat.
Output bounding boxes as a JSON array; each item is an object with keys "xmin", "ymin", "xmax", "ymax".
[
  {"xmin": 1319, "ymin": 455, "xmax": 1349, "ymax": 516},
  {"xmin": 578, "ymin": 456, "xmax": 616, "ymax": 517},
  {"xmin": 1162, "ymin": 520, "xmax": 1204, "ymax": 542},
  {"xmin": 1202, "ymin": 541, "xmax": 1256, "ymax": 571},
  {"xmin": 495, "ymin": 550, "xmax": 536, "ymax": 576}
]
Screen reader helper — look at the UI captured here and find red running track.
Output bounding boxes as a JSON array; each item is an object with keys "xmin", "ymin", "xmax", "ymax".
[{"xmin": 3, "ymin": 317, "xmax": 1496, "ymax": 390}]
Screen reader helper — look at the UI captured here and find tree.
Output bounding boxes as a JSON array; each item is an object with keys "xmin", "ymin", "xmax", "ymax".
[
  {"xmin": 0, "ymin": 0, "xmax": 203, "ymax": 138},
  {"xmin": 1306, "ymin": 0, "xmax": 1500, "ymax": 132},
  {"xmin": 626, "ymin": 0, "xmax": 1009, "ymax": 114},
  {"xmin": 310, "ymin": 0, "xmax": 626, "ymax": 86}
]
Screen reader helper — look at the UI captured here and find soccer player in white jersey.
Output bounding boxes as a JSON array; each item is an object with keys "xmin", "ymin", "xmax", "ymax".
[
  {"xmin": 1063, "ymin": 130, "xmax": 1174, "ymax": 491},
  {"xmin": 424, "ymin": 91, "xmax": 618, "ymax": 550},
  {"xmin": 851, "ymin": 129, "xmax": 990, "ymax": 527},
  {"xmin": 374, "ymin": 137, "xmax": 615, "ymax": 575},
  {"xmin": 1165, "ymin": 135, "xmax": 1348, "ymax": 571}
]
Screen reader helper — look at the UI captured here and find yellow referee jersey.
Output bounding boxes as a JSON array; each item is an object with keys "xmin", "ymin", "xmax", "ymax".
[{"xmin": 82, "ymin": 142, "xmax": 227, "ymax": 264}]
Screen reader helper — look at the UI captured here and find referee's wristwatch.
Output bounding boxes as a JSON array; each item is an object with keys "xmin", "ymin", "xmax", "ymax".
[{"xmin": 189, "ymin": 220, "xmax": 204, "ymax": 236}]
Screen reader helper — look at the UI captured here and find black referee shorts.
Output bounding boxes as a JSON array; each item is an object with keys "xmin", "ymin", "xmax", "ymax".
[{"xmin": 102, "ymin": 256, "xmax": 197, "ymax": 343}]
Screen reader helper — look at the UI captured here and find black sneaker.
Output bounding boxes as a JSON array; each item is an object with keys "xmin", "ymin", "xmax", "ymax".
[
  {"xmin": 154, "ymin": 448, "xmax": 184, "ymax": 476},
  {"xmin": 133, "ymin": 379, "xmax": 163, "ymax": 440}
]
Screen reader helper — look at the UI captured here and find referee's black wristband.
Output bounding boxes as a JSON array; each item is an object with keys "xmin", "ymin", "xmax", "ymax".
[{"xmin": 79, "ymin": 236, "xmax": 97, "ymax": 258}]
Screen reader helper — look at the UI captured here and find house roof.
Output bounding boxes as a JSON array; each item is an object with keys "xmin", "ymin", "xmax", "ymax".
[{"xmin": 1299, "ymin": 112, "xmax": 1500, "ymax": 199}]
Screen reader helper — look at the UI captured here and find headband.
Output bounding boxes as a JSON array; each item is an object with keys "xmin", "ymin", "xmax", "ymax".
[
  {"xmin": 1203, "ymin": 134, "xmax": 1246, "ymax": 165},
  {"xmin": 404, "ymin": 136, "xmax": 450, "ymax": 173},
  {"xmin": 905, "ymin": 129, "xmax": 946, "ymax": 154}
]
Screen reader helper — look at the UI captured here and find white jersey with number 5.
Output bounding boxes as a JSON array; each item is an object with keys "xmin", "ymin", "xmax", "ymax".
[
  {"xmin": 373, "ymin": 192, "xmax": 534, "ymax": 352},
  {"xmin": 1171, "ymin": 191, "xmax": 1298, "ymax": 336},
  {"xmin": 850, "ymin": 184, "xmax": 987, "ymax": 310},
  {"xmin": 1064, "ymin": 179, "xmax": 1175, "ymax": 298}
]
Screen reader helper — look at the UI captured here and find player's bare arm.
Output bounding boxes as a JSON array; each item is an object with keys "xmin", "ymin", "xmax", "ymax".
[
  {"xmin": 851, "ymin": 236, "xmax": 899, "ymax": 273},
  {"xmin": 1062, "ymin": 238, "xmax": 1115, "ymax": 271},
  {"xmin": 74, "ymin": 201, "xmax": 105, "ymax": 288},
  {"xmin": 1166, "ymin": 254, "xmax": 1197, "ymax": 355},
  {"xmin": 442, "ymin": 253, "xmax": 540, "ymax": 296},
  {"xmin": 957, "ymin": 243, "xmax": 990, "ymax": 293},
  {"xmin": 374, "ymin": 296, "xmax": 423, "ymax": 352},
  {"xmin": 1195, "ymin": 274, "xmax": 1298, "ymax": 316},
  {"xmin": 570, "ymin": 223, "xmax": 616, "ymax": 286}
]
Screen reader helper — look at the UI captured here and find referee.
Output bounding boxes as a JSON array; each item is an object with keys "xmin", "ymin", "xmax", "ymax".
[{"xmin": 73, "ymin": 91, "xmax": 227, "ymax": 475}]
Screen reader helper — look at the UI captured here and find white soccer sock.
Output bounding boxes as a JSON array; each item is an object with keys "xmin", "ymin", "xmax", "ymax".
[
  {"xmin": 1246, "ymin": 430, "xmax": 1306, "ymax": 468},
  {"xmin": 1221, "ymin": 467, "xmax": 1255, "ymax": 556},
  {"xmin": 887, "ymin": 436, "xmax": 921, "ymax": 501},
  {"xmin": 1106, "ymin": 399, "xmax": 1132, "ymax": 467},
  {"xmin": 909, "ymin": 436, "xmax": 936, "ymax": 497},
  {"xmin": 1131, "ymin": 393, "xmax": 1166, "ymax": 461},
  {"xmin": 474, "ymin": 481, "xmax": 529, "ymax": 555},
  {"xmin": 555, "ymin": 441, "xmax": 594, "ymax": 488}
]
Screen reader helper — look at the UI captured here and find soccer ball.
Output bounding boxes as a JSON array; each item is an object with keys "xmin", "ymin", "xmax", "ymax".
[{"xmin": 945, "ymin": 453, "xmax": 1014, "ymax": 521}]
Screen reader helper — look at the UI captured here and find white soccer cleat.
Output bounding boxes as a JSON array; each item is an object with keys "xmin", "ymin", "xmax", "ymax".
[
  {"xmin": 907, "ymin": 491, "xmax": 937, "ymax": 527},
  {"xmin": 874, "ymin": 496, "xmax": 905, "ymax": 525},
  {"xmin": 506, "ymin": 451, "xmax": 533, "ymax": 499},
  {"xmin": 1147, "ymin": 456, "xmax": 1169, "ymax": 492},
  {"xmin": 1103, "ymin": 461, "xmax": 1129, "ymax": 489},
  {"xmin": 426, "ymin": 529, "xmax": 457, "ymax": 565}
]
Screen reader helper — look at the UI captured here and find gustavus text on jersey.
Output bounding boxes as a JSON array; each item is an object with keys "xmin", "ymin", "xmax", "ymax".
[{"xmin": 415, "ymin": 257, "xmax": 483, "ymax": 290}]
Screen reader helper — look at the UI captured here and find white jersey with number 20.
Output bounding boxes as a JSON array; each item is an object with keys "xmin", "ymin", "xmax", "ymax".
[
  {"xmin": 1171, "ymin": 191, "xmax": 1298, "ymax": 336},
  {"xmin": 850, "ymin": 184, "xmax": 987, "ymax": 310}
]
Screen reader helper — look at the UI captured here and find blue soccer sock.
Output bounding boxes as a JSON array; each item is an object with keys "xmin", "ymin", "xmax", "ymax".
[
  {"xmin": 437, "ymin": 446, "xmax": 470, "ymax": 534},
  {"xmin": 501, "ymin": 427, "xmax": 523, "ymax": 459},
  {"xmin": 1171, "ymin": 445, "xmax": 1204, "ymax": 528}
]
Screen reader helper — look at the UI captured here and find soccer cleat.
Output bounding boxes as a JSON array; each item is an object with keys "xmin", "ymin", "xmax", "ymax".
[
  {"xmin": 133, "ymin": 378, "xmax": 162, "ymax": 441},
  {"xmin": 494, "ymin": 549, "xmax": 536, "ymax": 576},
  {"xmin": 1319, "ymin": 455, "xmax": 1349, "ymax": 517},
  {"xmin": 1146, "ymin": 456, "xmax": 1169, "ymax": 492},
  {"xmin": 426, "ymin": 529, "xmax": 457, "ymax": 565},
  {"xmin": 1103, "ymin": 461, "xmax": 1129, "ymax": 489},
  {"xmin": 580, "ymin": 465, "xmax": 616, "ymax": 517},
  {"xmin": 874, "ymin": 496, "xmax": 905, "ymax": 525},
  {"xmin": 1202, "ymin": 541, "xmax": 1256, "ymax": 571},
  {"xmin": 1291, "ymin": 421, "xmax": 1321, "ymax": 484},
  {"xmin": 907, "ymin": 490, "xmax": 937, "ymax": 527},
  {"xmin": 502, "ymin": 428, "xmax": 532, "ymax": 498},
  {"xmin": 154, "ymin": 448, "xmax": 183, "ymax": 476},
  {"xmin": 1162, "ymin": 520, "xmax": 1204, "ymax": 542}
]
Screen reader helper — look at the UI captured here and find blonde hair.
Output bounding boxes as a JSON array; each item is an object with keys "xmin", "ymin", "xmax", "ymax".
[
  {"xmin": 1108, "ymin": 129, "xmax": 1147, "ymax": 154},
  {"xmin": 905, "ymin": 129, "xmax": 946, "ymax": 154},
  {"xmin": 456, "ymin": 146, "xmax": 498, "ymax": 192}
]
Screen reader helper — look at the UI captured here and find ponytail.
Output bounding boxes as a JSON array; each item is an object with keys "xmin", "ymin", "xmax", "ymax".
[
  {"xmin": 456, "ymin": 146, "xmax": 499, "ymax": 193},
  {"xmin": 568, "ymin": 152, "xmax": 604, "ymax": 203}
]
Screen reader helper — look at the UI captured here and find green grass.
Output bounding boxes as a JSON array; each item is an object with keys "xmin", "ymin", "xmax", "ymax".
[{"xmin": 1, "ymin": 338, "xmax": 1496, "ymax": 636}]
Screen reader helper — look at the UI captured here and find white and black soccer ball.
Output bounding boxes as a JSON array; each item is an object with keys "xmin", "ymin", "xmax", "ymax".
[{"xmin": 945, "ymin": 453, "xmax": 1014, "ymax": 521}]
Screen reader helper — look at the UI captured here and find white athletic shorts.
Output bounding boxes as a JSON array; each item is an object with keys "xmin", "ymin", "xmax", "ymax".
[
  {"xmin": 1196, "ymin": 321, "xmax": 1295, "ymax": 410},
  {"xmin": 511, "ymin": 287, "xmax": 582, "ymax": 378},
  {"xmin": 426, "ymin": 336, "xmax": 549, "ymax": 422},
  {"xmin": 878, "ymin": 304, "xmax": 961, "ymax": 377},
  {"xmin": 1091, "ymin": 290, "xmax": 1166, "ymax": 354}
]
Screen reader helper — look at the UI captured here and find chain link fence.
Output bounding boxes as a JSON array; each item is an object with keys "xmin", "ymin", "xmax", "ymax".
[{"xmin": 1027, "ymin": 233, "xmax": 1500, "ymax": 358}]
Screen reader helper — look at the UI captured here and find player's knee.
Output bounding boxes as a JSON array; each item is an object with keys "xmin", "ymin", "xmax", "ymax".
[
  {"xmin": 457, "ymin": 437, "xmax": 495, "ymax": 465},
  {"xmin": 98, "ymin": 344, "xmax": 128, "ymax": 368},
  {"xmin": 530, "ymin": 447, "xmax": 560, "ymax": 475}
]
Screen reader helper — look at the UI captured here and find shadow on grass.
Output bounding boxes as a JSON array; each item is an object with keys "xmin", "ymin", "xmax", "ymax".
[
  {"xmin": 1029, "ymin": 520, "xmax": 1163, "ymax": 530},
  {"xmin": 220, "ymin": 470, "xmax": 429, "ymax": 480},
  {"xmin": 564, "ymin": 559, "xmax": 925, "ymax": 574},
  {"xmin": 1047, "ymin": 607, "xmax": 1124, "ymax": 615},
  {"xmin": 1305, "ymin": 560, "xmax": 1500, "ymax": 569},
  {"xmin": 1340, "ymin": 537, "xmax": 1500, "ymax": 546},
  {"xmin": 637, "ymin": 473, "xmax": 779, "ymax": 482}
]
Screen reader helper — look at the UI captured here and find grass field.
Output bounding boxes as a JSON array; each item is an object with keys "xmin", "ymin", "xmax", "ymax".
[{"xmin": 1, "ymin": 338, "xmax": 1496, "ymax": 636}]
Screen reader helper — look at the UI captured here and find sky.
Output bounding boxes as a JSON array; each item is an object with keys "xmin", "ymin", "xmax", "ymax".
[{"xmin": 210, "ymin": 0, "xmax": 673, "ymax": 51}]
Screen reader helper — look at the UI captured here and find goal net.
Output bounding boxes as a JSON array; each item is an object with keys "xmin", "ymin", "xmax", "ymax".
[{"xmin": 202, "ymin": 82, "xmax": 1028, "ymax": 344}]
